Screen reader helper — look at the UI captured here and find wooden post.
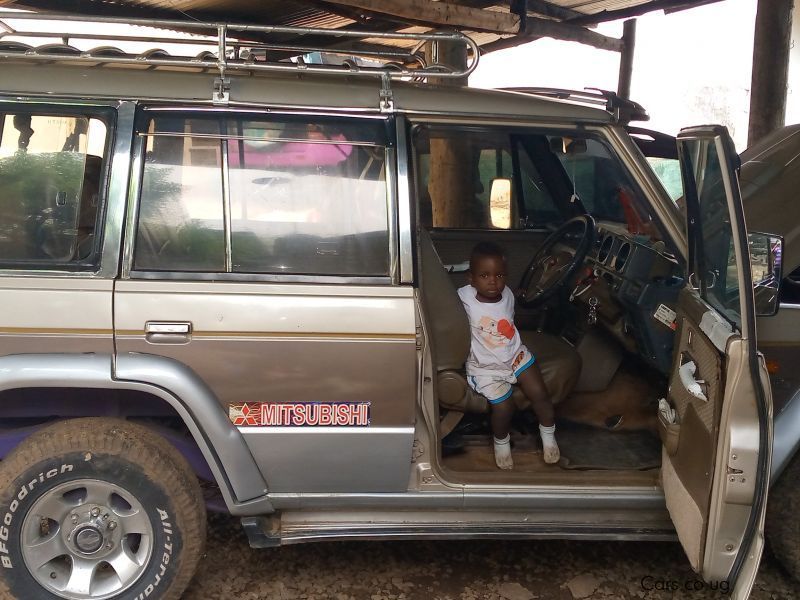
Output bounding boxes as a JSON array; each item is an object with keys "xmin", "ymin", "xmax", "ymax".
[
  {"xmin": 617, "ymin": 19, "xmax": 637, "ymax": 100},
  {"xmin": 424, "ymin": 37, "xmax": 473, "ymax": 228},
  {"xmin": 748, "ymin": 0, "xmax": 794, "ymax": 146}
]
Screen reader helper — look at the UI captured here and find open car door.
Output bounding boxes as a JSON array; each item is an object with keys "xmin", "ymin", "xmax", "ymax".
[{"xmin": 662, "ymin": 126, "xmax": 773, "ymax": 598}]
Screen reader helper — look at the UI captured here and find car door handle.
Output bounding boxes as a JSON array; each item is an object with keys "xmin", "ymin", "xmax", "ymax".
[
  {"xmin": 678, "ymin": 359, "xmax": 707, "ymax": 402},
  {"xmin": 145, "ymin": 322, "xmax": 191, "ymax": 334},
  {"xmin": 144, "ymin": 321, "xmax": 192, "ymax": 344}
]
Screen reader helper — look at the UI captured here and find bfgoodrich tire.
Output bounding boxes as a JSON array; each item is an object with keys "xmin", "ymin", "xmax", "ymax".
[
  {"xmin": 766, "ymin": 452, "xmax": 800, "ymax": 582},
  {"xmin": 0, "ymin": 418, "xmax": 206, "ymax": 600}
]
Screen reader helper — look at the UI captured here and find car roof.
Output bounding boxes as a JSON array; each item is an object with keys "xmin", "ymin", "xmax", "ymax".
[
  {"xmin": 740, "ymin": 124, "xmax": 800, "ymax": 274},
  {"xmin": 0, "ymin": 60, "xmax": 612, "ymax": 124}
]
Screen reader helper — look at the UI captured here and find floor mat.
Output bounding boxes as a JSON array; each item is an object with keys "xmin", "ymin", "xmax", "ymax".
[
  {"xmin": 556, "ymin": 422, "xmax": 661, "ymax": 470},
  {"xmin": 555, "ymin": 369, "xmax": 662, "ymax": 433}
]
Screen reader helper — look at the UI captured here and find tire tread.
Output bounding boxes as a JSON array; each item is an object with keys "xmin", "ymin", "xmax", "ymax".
[{"xmin": 0, "ymin": 417, "xmax": 207, "ymax": 600}]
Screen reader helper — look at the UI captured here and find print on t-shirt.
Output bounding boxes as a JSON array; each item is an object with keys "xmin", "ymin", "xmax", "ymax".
[{"xmin": 477, "ymin": 316, "xmax": 517, "ymax": 349}]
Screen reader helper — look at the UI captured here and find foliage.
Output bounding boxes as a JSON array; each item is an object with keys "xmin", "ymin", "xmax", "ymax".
[{"xmin": 0, "ymin": 151, "xmax": 85, "ymax": 260}]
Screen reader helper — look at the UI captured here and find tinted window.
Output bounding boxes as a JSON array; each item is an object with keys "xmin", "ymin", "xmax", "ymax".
[
  {"xmin": 134, "ymin": 115, "xmax": 390, "ymax": 277},
  {"xmin": 414, "ymin": 127, "xmax": 649, "ymax": 230},
  {"xmin": 134, "ymin": 126, "xmax": 225, "ymax": 272},
  {"xmin": 227, "ymin": 120, "xmax": 389, "ymax": 276},
  {"xmin": 0, "ymin": 112, "xmax": 108, "ymax": 268},
  {"xmin": 415, "ymin": 128, "xmax": 560, "ymax": 229}
]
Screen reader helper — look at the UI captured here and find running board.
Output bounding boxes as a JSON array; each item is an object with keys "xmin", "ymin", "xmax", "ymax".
[{"xmin": 241, "ymin": 512, "xmax": 676, "ymax": 548}]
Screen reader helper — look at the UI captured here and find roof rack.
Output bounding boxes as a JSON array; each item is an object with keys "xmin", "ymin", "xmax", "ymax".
[
  {"xmin": 0, "ymin": 11, "xmax": 479, "ymax": 110},
  {"xmin": 502, "ymin": 87, "xmax": 650, "ymax": 124}
]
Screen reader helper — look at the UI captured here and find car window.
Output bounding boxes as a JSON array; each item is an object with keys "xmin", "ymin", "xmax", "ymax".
[
  {"xmin": 646, "ymin": 157, "xmax": 683, "ymax": 202},
  {"xmin": 552, "ymin": 137, "xmax": 639, "ymax": 222},
  {"xmin": 135, "ymin": 120, "xmax": 225, "ymax": 272},
  {"xmin": 414, "ymin": 127, "xmax": 561, "ymax": 230},
  {"xmin": 0, "ymin": 111, "xmax": 108, "ymax": 269},
  {"xmin": 134, "ymin": 114, "xmax": 390, "ymax": 277},
  {"xmin": 414, "ymin": 126, "xmax": 651, "ymax": 230},
  {"xmin": 681, "ymin": 136, "xmax": 741, "ymax": 326}
]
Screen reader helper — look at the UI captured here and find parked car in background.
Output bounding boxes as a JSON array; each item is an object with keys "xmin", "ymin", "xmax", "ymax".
[{"xmin": 737, "ymin": 124, "xmax": 800, "ymax": 582}]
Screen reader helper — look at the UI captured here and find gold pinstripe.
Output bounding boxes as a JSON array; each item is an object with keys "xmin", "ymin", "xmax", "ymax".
[
  {"xmin": 0, "ymin": 328, "xmax": 113, "ymax": 335},
  {"xmin": 0, "ymin": 328, "xmax": 415, "ymax": 339},
  {"xmin": 116, "ymin": 330, "xmax": 416, "ymax": 339}
]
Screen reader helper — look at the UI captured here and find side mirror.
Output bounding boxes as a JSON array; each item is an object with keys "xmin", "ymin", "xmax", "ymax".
[
  {"xmin": 489, "ymin": 178, "xmax": 512, "ymax": 229},
  {"xmin": 749, "ymin": 232, "xmax": 783, "ymax": 316}
]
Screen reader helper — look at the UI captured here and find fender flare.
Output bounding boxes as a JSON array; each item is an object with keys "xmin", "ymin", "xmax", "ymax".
[{"xmin": 0, "ymin": 352, "xmax": 273, "ymax": 515}]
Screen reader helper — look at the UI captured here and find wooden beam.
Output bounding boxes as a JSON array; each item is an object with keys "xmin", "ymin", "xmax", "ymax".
[
  {"xmin": 524, "ymin": 0, "xmax": 582, "ymax": 21},
  {"xmin": 321, "ymin": 0, "xmax": 621, "ymax": 52},
  {"xmin": 482, "ymin": 17, "xmax": 624, "ymax": 53},
  {"xmin": 567, "ymin": 0, "xmax": 723, "ymax": 27},
  {"xmin": 616, "ymin": 19, "xmax": 636, "ymax": 99},
  {"xmin": 322, "ymin": 0, "xmax": 522, "ymax": 34}
]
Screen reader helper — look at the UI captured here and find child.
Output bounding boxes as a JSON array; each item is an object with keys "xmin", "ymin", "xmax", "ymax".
[{"xmin": 457, "ymin": 241, "xmax": 560, "ymax": 469}]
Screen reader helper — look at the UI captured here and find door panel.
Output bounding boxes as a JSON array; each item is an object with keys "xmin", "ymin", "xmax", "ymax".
[
  {"xmin": 115, "ymin": 109, "xmax": 418, "ymax": 494},
  {"xmin": 0, "ymin": 278, "xmax": 113, "ymax": 355},
  {"xmin": 114, "ymin": 281, "xmax": 418, "ymax": 493},
  {"xmin": 664, "ymin": 289, "xmax": 726, "ymax": 571},
  {"xmin": 662, "ymin": 126, "xmax": 772, "ymax": 595}
]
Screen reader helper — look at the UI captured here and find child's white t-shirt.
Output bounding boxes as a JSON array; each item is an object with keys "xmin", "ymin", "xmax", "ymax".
[{"xmin": 457, "ymin": 285, "xmax": 523, "ymax": 376}]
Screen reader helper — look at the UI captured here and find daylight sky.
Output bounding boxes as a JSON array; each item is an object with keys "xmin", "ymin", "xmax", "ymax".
[{"xmin": 471, "ymin": 0, "xmax": 797, "ymax": 152}]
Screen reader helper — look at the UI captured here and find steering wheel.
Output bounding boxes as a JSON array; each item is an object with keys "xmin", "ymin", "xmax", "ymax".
[{"xmin": 518, "ymin": 214, "xmax": 596, "ymax": 308}]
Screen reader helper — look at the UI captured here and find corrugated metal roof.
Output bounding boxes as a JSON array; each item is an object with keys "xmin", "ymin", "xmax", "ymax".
[{"xmin": 555, "ymin": 0, "xmax": 648, "ymax": 10}]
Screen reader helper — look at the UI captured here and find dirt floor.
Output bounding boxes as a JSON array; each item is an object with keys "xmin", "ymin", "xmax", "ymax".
[{"xmin": 183, "ymin": 514, "xmax": 799, "ymax": 600}]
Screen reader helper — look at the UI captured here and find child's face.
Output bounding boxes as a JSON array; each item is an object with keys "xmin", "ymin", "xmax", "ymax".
[{"xmin": 469, "ymin": 255, "xmax": 507, "ymax": 302}]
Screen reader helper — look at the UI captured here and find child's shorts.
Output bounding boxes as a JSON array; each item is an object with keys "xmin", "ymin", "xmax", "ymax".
[{"xmin": 467, "ymin": 347, "xmax": 535, "ymax": 404}]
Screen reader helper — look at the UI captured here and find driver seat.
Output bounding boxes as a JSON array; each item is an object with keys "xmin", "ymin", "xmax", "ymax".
[{"xmin": 418, "ymin": 228, "xmax": 582, "ymax": 417}]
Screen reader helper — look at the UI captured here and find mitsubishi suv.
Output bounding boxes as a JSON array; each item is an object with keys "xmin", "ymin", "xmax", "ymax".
[{"xmin": 0, "ymin": 12, "xmax": 790, "ymax": 600}]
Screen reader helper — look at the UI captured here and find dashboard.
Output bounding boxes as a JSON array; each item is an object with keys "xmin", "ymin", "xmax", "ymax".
[{"xmin": 570, "ymin": 223, "xmax": 683, "ymax": 374}]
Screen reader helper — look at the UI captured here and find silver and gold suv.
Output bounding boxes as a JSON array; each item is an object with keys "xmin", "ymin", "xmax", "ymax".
[{"xmin": 0, "ymin": 12, "xmax": 791, "ymax": 600}]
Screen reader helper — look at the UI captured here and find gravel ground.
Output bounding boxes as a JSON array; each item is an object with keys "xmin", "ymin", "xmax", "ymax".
[{"xmin": 183, "ymin": 514, "xmax": 799, "ymax": 599}]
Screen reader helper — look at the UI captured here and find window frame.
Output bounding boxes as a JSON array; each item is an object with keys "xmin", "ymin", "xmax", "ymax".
[
  {"xmin": 0, "ymin": 101, "xmax": 116, "ymax": 275},
  {"xmin": 124, "ymin": 107, "xmax": 397, "ymax": 285},
  {"xmin": 409, "ymin": 120, "xmax": 670, "ymax": 236}
]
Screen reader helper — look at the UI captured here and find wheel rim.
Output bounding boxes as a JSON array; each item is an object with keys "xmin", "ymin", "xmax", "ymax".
[{"xmin": 20, "ymin": 478, "xmax": 154, "ymax": 600}]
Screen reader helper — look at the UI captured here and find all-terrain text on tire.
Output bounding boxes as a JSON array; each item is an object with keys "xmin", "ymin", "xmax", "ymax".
[{"xmin": 0, "ymin": 418, "xmax": 206, "ymax": 600}]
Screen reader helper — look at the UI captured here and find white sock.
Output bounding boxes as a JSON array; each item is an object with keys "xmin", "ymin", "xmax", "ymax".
[
  {"xmin": 539, "ymin": 424, "xmax": 560, "ymax": 464},
  {"xmin": 493, "ymin": 434, "xmax": 513, "ymax": 470}
]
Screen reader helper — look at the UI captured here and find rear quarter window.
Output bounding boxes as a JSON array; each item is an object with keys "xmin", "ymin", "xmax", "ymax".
[{"xmin": 0, "ymin": 111, "xmax": 109, "ymax": 270}]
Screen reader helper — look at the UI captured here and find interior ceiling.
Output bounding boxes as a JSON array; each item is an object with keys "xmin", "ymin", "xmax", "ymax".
[{"xmin": 0, "ymin": 0, "xmax": 721, "ymax": 54}]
